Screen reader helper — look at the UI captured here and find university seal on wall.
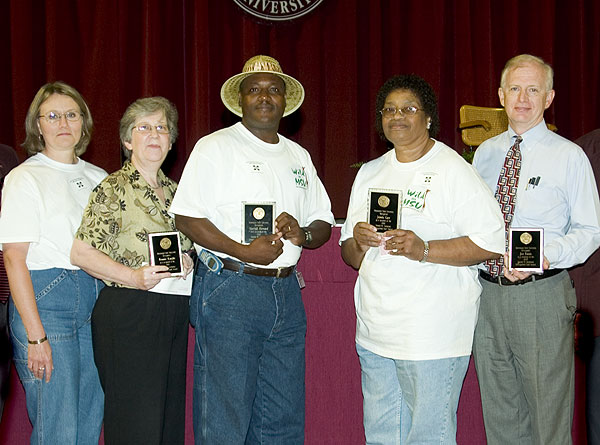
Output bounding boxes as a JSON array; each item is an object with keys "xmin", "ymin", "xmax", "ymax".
[{"xmin": 232, "ymin": 0, "xmax": 324, "ymax": 21}]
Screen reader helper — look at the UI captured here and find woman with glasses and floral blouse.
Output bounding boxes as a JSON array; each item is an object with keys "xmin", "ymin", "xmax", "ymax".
[
  {"xmin": 70, "ymin": 96, "xmax": 194, "ymax": 444},
  {"xmin": 0, "ymin": 81, "xmax": 107, "ymax": 443}
]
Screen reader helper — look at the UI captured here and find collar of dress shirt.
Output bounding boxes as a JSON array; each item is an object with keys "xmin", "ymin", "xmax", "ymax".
[{"xmin": 507, "ymin": 120, "xmax": 548, "ymax": 151}]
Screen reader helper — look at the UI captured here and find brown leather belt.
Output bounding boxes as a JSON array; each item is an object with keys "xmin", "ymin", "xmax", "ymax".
[
  {"xmin": 221, "ymin": 257, "xmax": 295, "ymax": 278},
  {"xmin": 479, "ymin": 268, "xmax": 563, "ymax": 286}
]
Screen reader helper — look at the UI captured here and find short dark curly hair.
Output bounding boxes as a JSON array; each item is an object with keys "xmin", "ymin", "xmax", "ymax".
[{"xmin": 375, "ymin": 74, "xmax": 440, "ymax": 141}]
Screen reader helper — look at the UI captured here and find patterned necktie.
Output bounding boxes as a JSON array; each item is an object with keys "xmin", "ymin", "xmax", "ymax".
[{"xmin": 485, "ymin": 135, "xmax": 522, "ymax": 277}]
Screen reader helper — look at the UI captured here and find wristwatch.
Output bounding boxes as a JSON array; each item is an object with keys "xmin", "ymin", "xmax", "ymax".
[
  {"xmin": 420, "ymin": 240, "xmax": 429, "ymax": 263},
  {"xmin": 303, "ymin": 228, "xmax": 313, "ymax": 245}
]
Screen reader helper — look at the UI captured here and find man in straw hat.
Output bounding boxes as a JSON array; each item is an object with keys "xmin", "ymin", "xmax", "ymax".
[{"xmin": 171, "ymin": 55, "xmax": 334, "ymax": 444}]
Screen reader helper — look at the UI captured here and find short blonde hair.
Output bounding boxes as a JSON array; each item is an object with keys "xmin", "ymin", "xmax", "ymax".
[
  {"xmin": 500, "ymin": 54, "xmax": 554, "ymax": 91},
  {"xmin": 23, "ymin": 82, "xmax": 93, "ymax": 156}
]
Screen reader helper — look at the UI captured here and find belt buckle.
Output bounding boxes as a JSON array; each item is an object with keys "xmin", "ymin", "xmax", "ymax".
[{"xmin": 276, "ymin": 267, "xmax": 285, "ymax": 278}]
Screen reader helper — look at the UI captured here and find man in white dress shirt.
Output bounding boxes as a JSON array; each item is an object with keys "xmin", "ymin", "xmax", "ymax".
[{"xmin": 472, "ymin": 54, "xmax": 600, "ymax": 444}]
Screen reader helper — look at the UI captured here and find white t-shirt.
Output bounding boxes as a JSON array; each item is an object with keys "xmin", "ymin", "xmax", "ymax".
[
  {"xmin": 170, "ymin": 122, "xmax": 335, "ymax": 268},
  {"xmin": 0, "ymin": 152, "xmax": 107, "ymax": 270},
  {"xmin": 340, "ymin": 141, "xmax": 505, "ymax": 360}
]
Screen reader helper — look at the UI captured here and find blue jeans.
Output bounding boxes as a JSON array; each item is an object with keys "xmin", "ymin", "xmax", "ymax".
[
  {"xmin": 9, "ymin": 268, "xmax": 104, "ymax": 444},
  {"xmin": 191, "ymin": 265, "xmax": 306, "ymax": 444},
  {"xmin": 357, "ymin": 343, "xmax": 469, "ymax": 445}
]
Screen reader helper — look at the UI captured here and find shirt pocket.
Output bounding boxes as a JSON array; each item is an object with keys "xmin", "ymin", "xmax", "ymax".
[{"xmin": 518, "ymin": 182, "xmax": 566, "ymax": 226}]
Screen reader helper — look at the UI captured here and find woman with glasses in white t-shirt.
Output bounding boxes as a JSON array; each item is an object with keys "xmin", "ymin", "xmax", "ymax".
[{"xmin": 0, "ymin": 81, "xmax": 107, "ymax": 443}]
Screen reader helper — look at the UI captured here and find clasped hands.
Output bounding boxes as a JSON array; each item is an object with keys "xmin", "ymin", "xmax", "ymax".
[
  {"xmin": 132, "ymin": 252, "xmax": 195, "ymax": 290},
  {"xmin": 502, "ymin": 253, "xmax": 550, "ymax": 282},
  {"xmin": 353, "ymin": 222, "xmax": 425, "ymax": 261},
  {"xmin": 241, "ymin": 212, "xmax": 303, "ymax": 265}
]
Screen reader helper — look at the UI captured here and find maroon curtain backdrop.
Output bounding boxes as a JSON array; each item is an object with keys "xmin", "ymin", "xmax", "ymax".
[{"xmin": 2, "ymin": 0, "xmax": 600, "ymax": 217}]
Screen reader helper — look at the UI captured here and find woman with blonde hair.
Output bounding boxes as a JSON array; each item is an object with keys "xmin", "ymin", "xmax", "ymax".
[{"xmin": 0, "ymin": 81, "xmax": 106, "ymax": 443}]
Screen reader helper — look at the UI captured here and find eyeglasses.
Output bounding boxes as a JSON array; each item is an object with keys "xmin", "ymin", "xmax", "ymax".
[
  {"xmin": 132, "ymin": 123, "xmax": 170, "ymax": 134},
  {"xmin": 379, "ymin": 106, "xmax": 420, "ymax": 118},
  {"xmin": 38, "ymin": 110, "xmax": 83, "ymax": 124}
]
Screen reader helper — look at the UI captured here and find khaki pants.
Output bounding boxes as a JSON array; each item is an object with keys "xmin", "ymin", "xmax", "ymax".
[{"xmin": 473, "ymin": 271, "xmax": 576, "ymax": 445}]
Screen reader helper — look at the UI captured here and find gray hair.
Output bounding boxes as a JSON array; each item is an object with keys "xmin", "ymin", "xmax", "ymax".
[
  {"xmin": 500, "ymin": 54, "xmax": 554, "ymax": 91},
  {"xmin": 119, "ymin": 96, "xmax": 178, "ymax": 160}
]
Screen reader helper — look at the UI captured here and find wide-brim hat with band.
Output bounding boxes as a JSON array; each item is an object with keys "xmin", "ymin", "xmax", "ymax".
[{"xmin": 220, "ymin": 55, "xmax": 305, "ymax": 117}]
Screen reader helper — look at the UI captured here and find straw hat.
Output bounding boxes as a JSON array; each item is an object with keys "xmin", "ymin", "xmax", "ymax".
[{"xmin": 220, "ymin": 55, "xmax": 305, "ymax": 117}]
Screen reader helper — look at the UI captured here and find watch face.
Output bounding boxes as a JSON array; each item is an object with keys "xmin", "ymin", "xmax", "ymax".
[{"xmin": 304, "ymin": 229, "xmax": 312, "ymax": 244}]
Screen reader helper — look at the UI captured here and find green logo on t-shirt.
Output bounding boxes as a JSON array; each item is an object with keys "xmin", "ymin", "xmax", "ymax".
[
  {"xmin": 404, "ymin": 188, "xmax": 429, "ymax": 211},
  {"xmin": 292, "ymin": 166, "xmax": 308, "ymax": 189}
]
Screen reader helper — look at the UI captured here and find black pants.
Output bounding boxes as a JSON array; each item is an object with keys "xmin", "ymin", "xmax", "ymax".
[
  {"xmin": 0, "ymin": 301, "xmax": 10, "ymax": 422},
  {"xmin": 92, "ymin": 286, "xmax": 189, "ymax": 445}
]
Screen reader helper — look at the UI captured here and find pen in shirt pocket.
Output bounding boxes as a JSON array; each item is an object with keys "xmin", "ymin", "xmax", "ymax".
[{"xmin": 526, "ymin": 176, "xmax": 541, "ymax": 190}]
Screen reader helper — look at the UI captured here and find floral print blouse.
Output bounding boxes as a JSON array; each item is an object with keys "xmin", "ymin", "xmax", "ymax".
[{"xmin": 75, "ymin": 161, "xmax": 193, "ymax": 287}]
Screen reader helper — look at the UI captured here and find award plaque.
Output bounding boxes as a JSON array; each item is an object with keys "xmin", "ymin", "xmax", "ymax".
[
  {"xmin": 242, "ymin": 202, "xmax": 275, "ymax": 244},
  {"xmin": 367, "ymin": 188, "xmax": 402, "ymax": 232},
  {"xmin": 148, "ymin": 231, "xmax": 183, "ymax": 276},
  {"xmin": 508, "ymin": 228, "xmax": 544, "ymax": 273}
]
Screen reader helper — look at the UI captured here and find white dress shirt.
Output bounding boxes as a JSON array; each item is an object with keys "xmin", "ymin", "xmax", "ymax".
[{"xmin": 473, "ymin": 120, "xmax": 600, "ymax": 269}]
